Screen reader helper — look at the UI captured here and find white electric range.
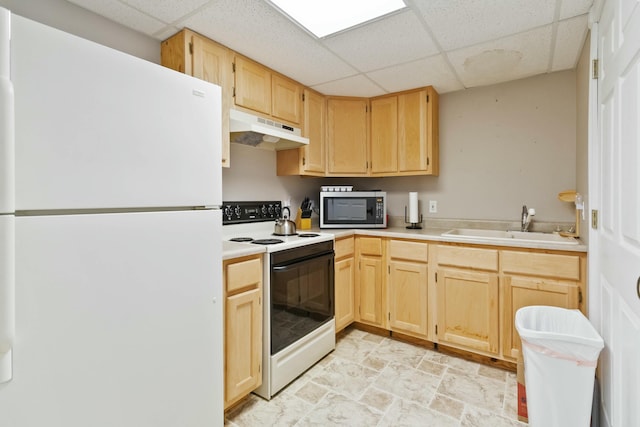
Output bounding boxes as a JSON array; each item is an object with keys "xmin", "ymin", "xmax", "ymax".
[{"xmin": 222, "ymin": 201, "xmax": 336, "ymax": 400}]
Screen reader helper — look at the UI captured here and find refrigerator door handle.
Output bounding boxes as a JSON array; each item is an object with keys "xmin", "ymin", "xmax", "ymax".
[{"xmin": 0, "ymin": 215, "xmax": 14, "ymax": 383}]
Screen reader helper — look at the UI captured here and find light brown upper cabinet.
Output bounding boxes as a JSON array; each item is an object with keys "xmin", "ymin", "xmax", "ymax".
[
  {"xmin": 233, "ymin": 55, "xmax": 272, "ymax": 116},
  {"xmin": 271, "ymin": 74, "xmax": 303, "ymax": 125},
  {"xmin": 370, "ymin": 96, "xmax": 398, "ymax": 175},
  {"xmin": 327, "ymin": 97, "xmax": 369, "ymax": 176},
  {"xmin": 276, "ymin": 88, "xmax": 325, "ymax": 177},
  {"xmin": 370, "ymin": 87, "xmax": 439, "ymax": 176},
  {"xmin": 233, "ymin": 55, "xmax": 303, "ymax": 126},
  {"xmin": 161, "ymin": 29, "xmax": 233, "ymax": 167}
]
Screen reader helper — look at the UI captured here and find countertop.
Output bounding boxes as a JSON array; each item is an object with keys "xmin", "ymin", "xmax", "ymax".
[
  {"xmin": 222, "ymin": 226, "xmax": 587, "ymax": 260},
  {"xmin": 222, "ymin": 240, "xmax": 266, "ymax": 260}
]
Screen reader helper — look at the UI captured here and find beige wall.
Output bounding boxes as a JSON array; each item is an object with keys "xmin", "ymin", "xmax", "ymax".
[
  {"xmin": 318, "ymin": 71, "xmax": 580, "ymax": 224},
  {"xmin": 0, "ymin": 0, "xmax": 159, "ymax": 63}
]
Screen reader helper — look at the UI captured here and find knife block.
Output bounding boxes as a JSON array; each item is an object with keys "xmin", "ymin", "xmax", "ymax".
[{"xmin": 295, "ymin": 208, "xmax": 312, "ymax": 230}]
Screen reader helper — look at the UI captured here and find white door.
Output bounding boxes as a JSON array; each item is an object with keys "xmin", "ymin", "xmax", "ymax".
[{"xmin": 591, "ymin": 0, "xmax": 640, "ymax": 426}]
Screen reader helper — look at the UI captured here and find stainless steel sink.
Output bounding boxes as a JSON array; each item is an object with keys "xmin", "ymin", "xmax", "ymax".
[{"xmin": 441, "ymin": 228, "xmax": 579, "ymax": 245}]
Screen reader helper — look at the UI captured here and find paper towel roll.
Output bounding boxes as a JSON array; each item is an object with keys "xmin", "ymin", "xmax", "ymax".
[{"xmin": 409, "ymin": 192, "xmax": 419, "ymax": 223}]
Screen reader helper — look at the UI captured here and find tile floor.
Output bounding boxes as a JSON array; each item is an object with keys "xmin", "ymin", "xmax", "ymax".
[{"xmin": 225, "ymin": 327, "xmax": 528, "ymax": 426}]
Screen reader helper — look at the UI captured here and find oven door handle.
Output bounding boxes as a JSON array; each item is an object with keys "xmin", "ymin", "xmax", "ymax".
[{"xmin": 272, "ymin": 251, "xmax": 334, "ymax": 271}]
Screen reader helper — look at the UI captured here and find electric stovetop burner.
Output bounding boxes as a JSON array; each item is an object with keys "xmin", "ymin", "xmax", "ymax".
[
  {"xmin": 229, "ymin": 237, "xmax": 254, "ymax": 242},
  {"xmin": 252, "ymin": 238, "xmax": 285, "ymax": 245},
  {"xmin": 298, "ymin": 233, "xmax": 320, "ymax": 238}
]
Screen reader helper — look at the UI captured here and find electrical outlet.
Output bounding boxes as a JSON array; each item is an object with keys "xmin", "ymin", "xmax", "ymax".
[{"xmin": 429, "ymin": 200, "xmax": 438, "ymax": 213}]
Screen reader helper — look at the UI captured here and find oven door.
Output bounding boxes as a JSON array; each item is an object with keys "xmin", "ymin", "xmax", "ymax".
[{"xmin": 270, "ymin": 246, "xmax": 334, "ymax": 355}]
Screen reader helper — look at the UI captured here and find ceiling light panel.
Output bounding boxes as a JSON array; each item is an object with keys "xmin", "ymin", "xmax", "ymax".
[{"xmin": 269, "ymin": 0, "xmax": 406, "ymax": 38}]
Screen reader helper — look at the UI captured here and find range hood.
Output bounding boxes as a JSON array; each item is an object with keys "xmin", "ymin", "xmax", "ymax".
[{"xmin": 229, "ymin": 109, "xmax": 309, "ymax": 150}]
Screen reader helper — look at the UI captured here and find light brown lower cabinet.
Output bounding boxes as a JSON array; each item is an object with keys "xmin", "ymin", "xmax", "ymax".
[
  {"xmin": 223, "ymin": 255, "xmax": 262, "ymax": 410},
  {"xmin": 436, "ymin": 245, "xmax": 500, "ymax": 356},
  {"xmin": 339, "ymin": 236, "xmax": 587, "ymax": 363},
  {"xmin": 501, "ymin": 250, "xmax": 583, "ymax": 360},
  {"xmin": 355, "ymin": 237, "xmax": 386, "ymax": 327},
  {"xmin": 387, "ymin": 240, "xmax": 429, "ymax": 339},
  {"xmin": 334, "ymin": 237, "xmax": 355, "ymax": 333}
]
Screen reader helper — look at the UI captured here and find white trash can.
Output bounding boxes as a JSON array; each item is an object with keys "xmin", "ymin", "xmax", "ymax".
[{"xmin": 515, "ymin": 306, "xmax": 604, "ymax": 427}]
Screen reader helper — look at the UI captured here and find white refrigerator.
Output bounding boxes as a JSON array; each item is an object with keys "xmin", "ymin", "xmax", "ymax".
[{"xmin": 0, "ymin": 8, "xmax": 224, "ymax": 427}]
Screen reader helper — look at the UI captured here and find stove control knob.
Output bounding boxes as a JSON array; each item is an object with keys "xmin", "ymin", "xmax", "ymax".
[
  {"xmin": 267, "ymin": 204, "xmax": 274, "ymax": 217},
  {"xmin": 234, "ymin": 205, "xmax": 241, "ymax": 219},
  {"xmin": 223, "ymin": 205, "xmax": 232, "ymax": 220},
  {"xmin": 274, "ymin": 205, "xmax": 281, "ymax": 218},
  {"xmin": 261, "ymin": 205, "xmax": 267, "ymax": 217}
]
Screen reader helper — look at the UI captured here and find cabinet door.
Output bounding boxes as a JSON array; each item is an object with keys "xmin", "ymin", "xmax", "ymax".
[
  {"xmin": 388, "ymin": 260, "xmax": 428, "ymax": 338},
  {"xmin": 437, "ymin": 268, "xmax": 499, "ymax": 355},
  {"xmin": 398, "ymin": 90, "xmax": 427, "ymax": 172},
  {"xmin": 327, "ymin": 98, "xmax": 369, "ymax": 175},
  {"xmin": 370, "ymin": 96, "xmax": 398, "ymax": 174},
  {"xmin": 225, "ymin": 287, "xmax": 262, "ymax": 409},
  {"xmin": 398, "ymin": 87, "xmax": 438, "ymax": 175},
  {"xmin": 234, "ymin": 56, "xmax": 271, "ymax": 115},
  {"xmin": 302, "ymin": 89, "xmax": 326, "ymax": 174},
  {"xmin": 272, "ymin": 74, "xmax": 302, "ymax": 125},
  {"xmin": 335, "ymin": 257, "xmax": 355, "ymax": 332},
  {"xmin": 503, "ymin": 275, "xmax": 579, "ymax": 359},
  {"xmin": 192, "ymin": 35, "xmax": 232, "ymax": 168},
  {"xmin": 356, "ymin": 254, "xmax": 384, "ymax": 326}
]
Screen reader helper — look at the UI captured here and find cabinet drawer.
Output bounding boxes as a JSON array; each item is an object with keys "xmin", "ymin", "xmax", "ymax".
[
  {"xmin": 389, "ymin": 240, "xmax": 428, "ymax": 262},
  {"xmin": 437, "ymin": 245, "xmax": 498, "ymax": 271},
  {"xmin": 225, "ymin": 256, "xmax": 262, "ymax": 294},
  {"xmin": 335, "ymin": 237, "xmax": 355, "ymax": 259},
  {"xmin": 502, "ymin": 251, "xmax": 581, "ymax": 280},
  {"xmin": 358, "ymin": 237, "xmax": 383, "ymax": 256}
]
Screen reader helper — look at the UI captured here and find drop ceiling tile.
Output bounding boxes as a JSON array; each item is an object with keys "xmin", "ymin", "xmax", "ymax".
[
  {"xmin": 559, "ymin": 0, "xmax": 594, "ymax": 19},
  {"xmin": 552, "ymin": 14, "xmax": 589, "ymax": 71},
  {"xmin": 311, "ymin": 75, "xmax": 385, "ymax": 97},
  {"xmin": 366, "ymin": 55, "xmax": 464, "ymax": 94},
  {"xmin": 322, "ymin": 10, "xmax": 438, "ymax": 73},
  {"xmin": 447, "ymin": 26, "xmax": 553, "ymax": 88},
  {"xmin": 414, "ymin": 0, "xmax": 556, "ymax": 51},
  {"xmin": 121, "ymin": 0, "xmax": 210, "ymax": 24},
  {"xmin": 67, "ymin": 0, "xmax": 166, "ymax": 35},
  {"xmin": 181, "ymin": 0, "xmax": 357, "ymax": 87}
]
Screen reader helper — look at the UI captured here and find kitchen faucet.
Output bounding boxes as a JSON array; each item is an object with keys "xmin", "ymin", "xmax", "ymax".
[{"xmin": 521, "ymin": 205, "xmax": 535, "ymax": 232}]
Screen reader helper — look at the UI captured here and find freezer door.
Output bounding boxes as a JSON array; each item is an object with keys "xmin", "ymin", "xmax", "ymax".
[
  {"xmin": 11, "ymin": 15, "xmax": 222, "ymax": 210},
  {"xmin": 0, "ymin": 210, "xmax": 223, "ymax": 427}
]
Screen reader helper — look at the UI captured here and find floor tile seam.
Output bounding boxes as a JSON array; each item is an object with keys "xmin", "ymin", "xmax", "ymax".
[
  {"xmin": 289, "ymin": 386, "xmax": 339, "ymax": 427},
  {"xmin": 459, "ymin": 398, "xmax": 516, "ymax": 424},
  {"xmin": 367, "ymin": 383, "xmax": 465, "ymax": 426},
  {"xmin": 446, "ymin": 364, "xmax": 510, "ymax": 390}
]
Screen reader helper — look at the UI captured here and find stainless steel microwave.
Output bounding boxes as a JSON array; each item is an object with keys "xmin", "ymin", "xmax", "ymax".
[{"xmin": 320, "ymin": 191, "xmax": 386, "ymax": 228}]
